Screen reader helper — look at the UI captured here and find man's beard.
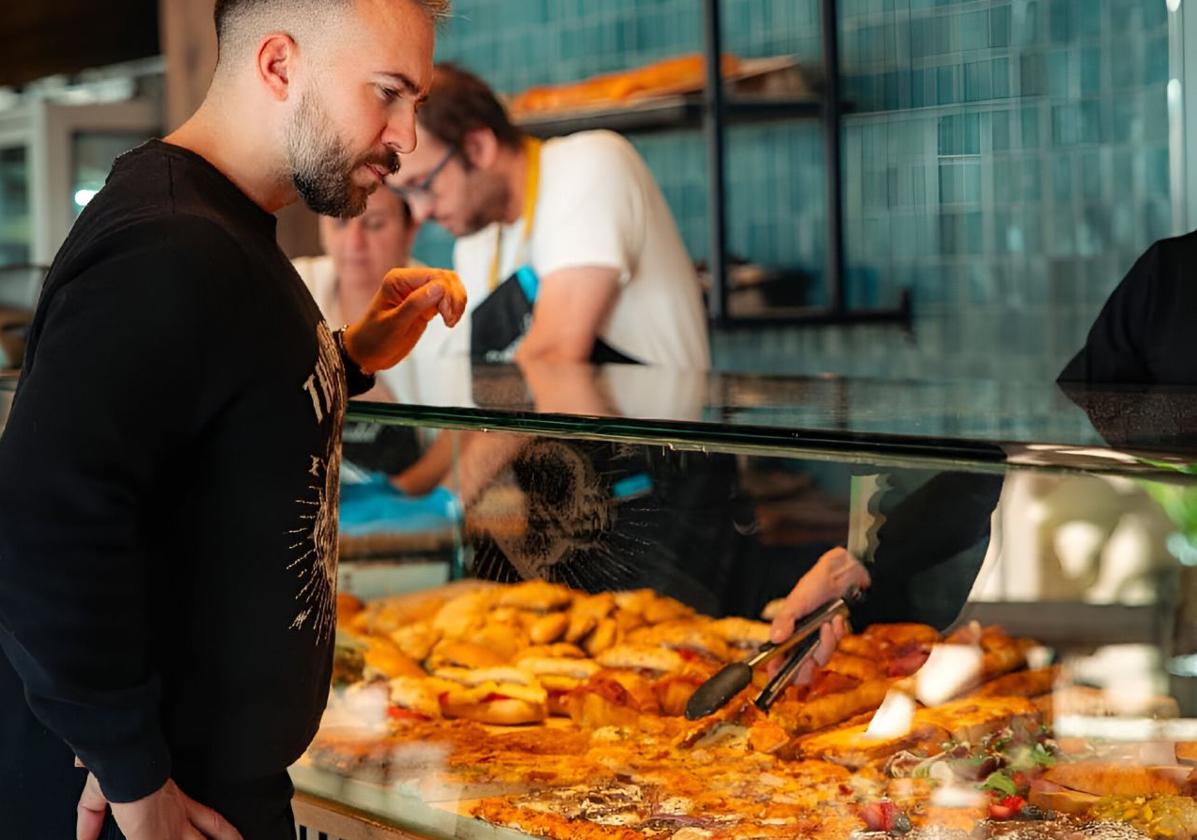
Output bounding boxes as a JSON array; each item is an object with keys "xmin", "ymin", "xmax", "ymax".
[
  {"xmin": 286, "ymin": 89, "xmax": 397, "ymax": 218},
  {"xmin": 458, "ymin": 169, "xmax": 512, "ymax": 236}
]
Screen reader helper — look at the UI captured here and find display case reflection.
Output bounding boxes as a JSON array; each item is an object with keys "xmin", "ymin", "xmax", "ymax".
[{"xmin": 294, "ymin": 367, "xmax": 1197, "ymax": 839}]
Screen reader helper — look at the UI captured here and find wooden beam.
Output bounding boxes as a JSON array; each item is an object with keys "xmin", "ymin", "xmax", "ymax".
[
  {"xmin": 0, "ymin": 1, "xmax": 159, "ymax": 87},
  {"xmin": 158, "ymin": 0, "xmax": 218, "ymax": 133}
]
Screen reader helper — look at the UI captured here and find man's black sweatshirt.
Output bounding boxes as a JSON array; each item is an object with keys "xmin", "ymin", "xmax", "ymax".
[{"xmin": 0, "ymin": 141, "xmax": 367, "ymax": 832}]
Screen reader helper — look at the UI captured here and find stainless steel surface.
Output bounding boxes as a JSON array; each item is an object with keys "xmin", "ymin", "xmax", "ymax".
[{"xmin": 754, "ymin": 635, "xmax": 821, "ymax": 712}]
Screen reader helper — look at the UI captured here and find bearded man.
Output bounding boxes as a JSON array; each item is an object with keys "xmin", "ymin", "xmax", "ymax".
[{"xmin": 0, "ymin": 1, "xmax": 465, "ymax": 838}]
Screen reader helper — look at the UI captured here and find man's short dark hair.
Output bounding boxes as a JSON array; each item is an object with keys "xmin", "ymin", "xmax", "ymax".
[
  {"xmin": 213, "ymin": 0, "xmax": 451, "ymax": 56},
  {"xmin": 418, "ymin": 63, "xmax": 523, "ymax": 152}
]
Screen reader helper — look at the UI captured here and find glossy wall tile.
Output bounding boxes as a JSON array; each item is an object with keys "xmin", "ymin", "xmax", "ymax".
[{"xmin": 411, "ymin": 0, "xmax": 1176, "ymax": 382}]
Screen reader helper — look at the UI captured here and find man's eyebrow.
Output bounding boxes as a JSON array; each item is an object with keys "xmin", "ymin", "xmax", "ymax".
[{"xmin": 378, "ymin": 71, "xmax": 425, "ymax": 100}]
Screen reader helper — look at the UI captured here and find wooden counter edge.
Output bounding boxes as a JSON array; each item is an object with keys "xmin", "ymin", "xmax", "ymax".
[{"xmin": 294, "ymin": 791, "xmax": 432, "ymax": 840}]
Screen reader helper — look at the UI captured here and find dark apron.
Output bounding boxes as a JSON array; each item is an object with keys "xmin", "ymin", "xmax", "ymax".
[{"xmin": 470, "ymin": 265, "xmax": 639, "ymax": 365}]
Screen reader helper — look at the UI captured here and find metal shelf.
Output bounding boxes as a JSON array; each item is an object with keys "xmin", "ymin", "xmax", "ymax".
[
  {"xmin": 721, "ymin": 289, "xmax": 913, "ymax": 329},
  {"xmin": 520, "ymin": 0, "xmax": 911, "ymax": 329},
  {"xmin": 517, "ymin": 94, "xmax": 830, "ymax": 139},
  {"xmin": 704, "ymin": 0, "xmax": 911, "ymax": 328}
]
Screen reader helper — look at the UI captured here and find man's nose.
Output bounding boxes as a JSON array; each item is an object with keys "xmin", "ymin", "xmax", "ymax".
[{"xmin": 382, "ymin": 109, "xmax": 418, "ymax": 156}]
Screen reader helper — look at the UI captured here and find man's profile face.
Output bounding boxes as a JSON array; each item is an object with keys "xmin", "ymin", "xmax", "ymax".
[
  {"xmin": 285, "ymin": 0, "xmax": 434, "ymax": 218},
  {"xmin": 395, "ymin": 124, "xmax": 509, "ymax": 237}
]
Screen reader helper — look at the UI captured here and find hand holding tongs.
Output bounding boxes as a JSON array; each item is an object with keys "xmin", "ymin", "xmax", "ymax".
[{"xmin": 685, "ymin": 589, "xmax": 862, "ymax": 720}]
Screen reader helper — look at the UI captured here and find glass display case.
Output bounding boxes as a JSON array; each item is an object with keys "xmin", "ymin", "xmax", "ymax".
[{"xmin": 291, "ymin": 360, "xmax": 1197, "ymax": 840}]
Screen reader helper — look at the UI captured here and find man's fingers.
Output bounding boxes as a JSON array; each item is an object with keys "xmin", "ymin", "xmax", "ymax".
[
  {"xmin": 185, "ymin": 797, "xmax": 244, "ymax": 840},
  {"xmin": 429, "ymin": 271, "xmax": 467, "ymax": 326},
  {"xmin": 380, "ymin": 268, "xmax": 465, "ymax": 313},
  {"xmin": 438, "ymin": 294, "xmax": 459, "ymax": 326},
  {"xmin": 77, "ymin": 773, "xmax": 107, "ymax": 812},
  {"xmin": 384, "ymin": 282, "xmax": 445, "ymax": 332},
  {"xmin": 76, "ymin": 774, "xmax": 108, "ymax": 840},
  {"xmin": 76, "ymin": 811, "xmax": 105, "ymax": 840},
  {"xmin": 76, "ymin": 806, "xmax": 106, "ymax": 840},
  {"xmin": 380, "ymin": 267, "xmax": 438, "ymax": 298}
]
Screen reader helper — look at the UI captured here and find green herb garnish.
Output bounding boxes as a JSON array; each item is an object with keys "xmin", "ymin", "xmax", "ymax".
[{"xmin": 981, "ymin": 771, "xmax": 1017, "ymax": 798}]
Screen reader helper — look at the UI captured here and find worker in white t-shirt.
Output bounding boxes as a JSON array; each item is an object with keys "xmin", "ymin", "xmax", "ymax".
[{"xmin": 390, "ymin": 62, "xmax": 710, "ymax": 371}]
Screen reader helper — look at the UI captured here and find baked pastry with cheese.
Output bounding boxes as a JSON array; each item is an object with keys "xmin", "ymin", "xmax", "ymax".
[
  {"xmin": 567, "ymin": 670, "xmax": 659, "ymax": 729},
  {"xmin": 439, "ymin": 676, "xmax": 548, "ymax": 726},
  {"xmin": 519, "ymin": 657, "xmax": 601, "ymax": 716},
  {"xmin": 362, "ymin": 636, "xmax": 426, "ymax": 680}
]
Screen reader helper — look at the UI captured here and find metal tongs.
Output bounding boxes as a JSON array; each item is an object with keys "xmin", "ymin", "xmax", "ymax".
[{"xmin": 684, "ymin": 588, "xmax": 863, "ymax": 720}]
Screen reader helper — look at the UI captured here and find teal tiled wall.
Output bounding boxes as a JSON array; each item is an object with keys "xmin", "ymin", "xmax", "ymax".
[{"xmin": 412, "ymin": 0, "xmax": 1177, "ymax": 382}]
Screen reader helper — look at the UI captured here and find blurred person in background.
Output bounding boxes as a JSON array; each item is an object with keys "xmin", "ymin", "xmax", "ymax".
[{"xmin": 391, "ymin": 62, "xmax": 709, "ymax": 370}]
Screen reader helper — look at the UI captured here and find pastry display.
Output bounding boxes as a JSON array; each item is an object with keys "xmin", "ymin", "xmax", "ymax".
[{"xmin": 309, "ymin": 581, "xmax": 1192, "ymax": 839}]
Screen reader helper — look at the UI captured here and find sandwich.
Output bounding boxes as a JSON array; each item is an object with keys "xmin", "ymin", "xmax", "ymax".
[
  {"xmin": 426, "ymin": 639, "xmax": 508, "ymax": 672},
  {"xmin": 596, "ymin": 644, "xmax": 684, "ymax": 677},
  {"xmin": 438, "ymin": 673, "xmax": 548, "ymax": 726},
  {"xmin": 361, "ymin": 636, "xmax": 426, "ymax": 680},
  {"xmin": 518, "ymin": 657, "xmax": 601, "ymax": 716},
  {"xmin": 386, "ymin": 676, "xmax": 446, "ymax": 723}
]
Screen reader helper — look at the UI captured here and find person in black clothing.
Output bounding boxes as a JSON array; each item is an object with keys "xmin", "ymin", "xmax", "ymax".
[
  {"xmin": 1060, "ymin": 232, "xmax": 1197, "ymax": 384},
  {"xmin": 0, "ymin": 0, "xmax": 463, "ymax": 838},
  {"xmin": 764, "ymin": 468, "xmax": 1005, "ymax": 682}
]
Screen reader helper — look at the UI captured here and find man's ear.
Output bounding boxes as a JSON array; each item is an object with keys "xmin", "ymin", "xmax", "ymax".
[
  {"xmin": 460, "ymin": 128, "xmax": 501, "ymax": 170},
  {"xmin": 257, "ymin": 33, "xmax": 299, "ymax": 102}
]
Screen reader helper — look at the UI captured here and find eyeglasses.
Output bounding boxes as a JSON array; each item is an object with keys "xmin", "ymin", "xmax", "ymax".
[{"xmin": 392, "ymin": 146, "xmax": 456, "ymax": 206}]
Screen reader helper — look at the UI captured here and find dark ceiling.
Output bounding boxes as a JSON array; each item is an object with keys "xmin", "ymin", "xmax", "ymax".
[{"xmin": 0, "ymin": 1, "xmax": 160, "ymax": 87}]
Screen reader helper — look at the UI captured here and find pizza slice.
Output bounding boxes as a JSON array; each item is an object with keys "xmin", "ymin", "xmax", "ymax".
[
  {"xmin": 969, "ymin": 665, "xmax": 1059, "ymax": 699},
  {"xmin": 795, "ymin": 719, "xmax": 951, "ymax": 770},
  {"xmin": 915, "ymin": 695, "xmax": 1040, "ymax": 744}
]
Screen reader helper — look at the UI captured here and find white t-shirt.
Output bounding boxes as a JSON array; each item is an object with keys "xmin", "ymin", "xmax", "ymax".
[
  {"xmin": 292, "ymin": 254, "xmax": 342, "ymax": 325},
  {"xmin": 452, "ymin": 130, "xmax": 710, "ymax": 370}
]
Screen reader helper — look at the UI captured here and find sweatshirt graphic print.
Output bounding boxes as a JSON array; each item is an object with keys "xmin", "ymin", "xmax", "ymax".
[{"xmin": 292, "ymin": 319, "xmax": 345, "ymax": 641}]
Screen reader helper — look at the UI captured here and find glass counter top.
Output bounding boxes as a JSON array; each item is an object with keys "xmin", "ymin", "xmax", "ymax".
[
  {"xmin": 3, "ymin": 361, "xmax": 1195, "ymax": 477},
  {"xmin": 346, "ymin": 359, "xmax": 1197, "ymax": 478}
]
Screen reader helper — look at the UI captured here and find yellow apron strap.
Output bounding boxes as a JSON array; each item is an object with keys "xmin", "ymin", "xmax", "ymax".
[{"xmin": 488, "ymin": 136, "xmax": 543, "ymax": 292}]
